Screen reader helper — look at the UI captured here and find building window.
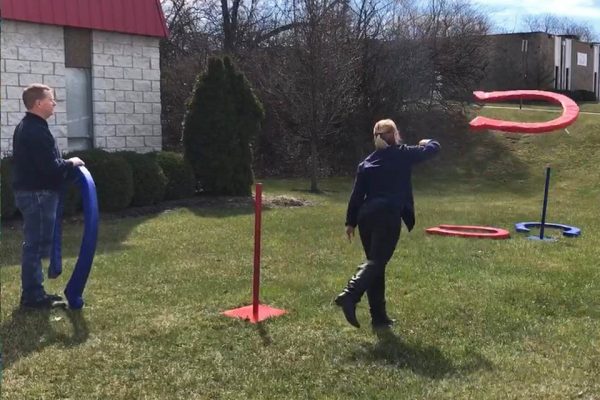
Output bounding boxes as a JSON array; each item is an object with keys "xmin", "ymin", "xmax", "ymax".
[{"xmin": 64, "ymin": 28, "xmax": 93, "ymax": 151}]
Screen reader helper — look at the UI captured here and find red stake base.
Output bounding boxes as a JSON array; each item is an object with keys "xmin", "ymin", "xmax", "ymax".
[{"xmin": 223, "ymin": 304, "xmax": 287, "ymax": 324}]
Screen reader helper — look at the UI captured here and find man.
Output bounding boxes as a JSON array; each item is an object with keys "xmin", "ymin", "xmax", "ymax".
[{"xmin": 12, "ymin": 84, "xmax": 85, "ymax": 309}]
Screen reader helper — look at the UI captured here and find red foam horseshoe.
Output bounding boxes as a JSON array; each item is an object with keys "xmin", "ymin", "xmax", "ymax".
[
  {"xmin": 469, "ymin": 90, "xmax": 579, "ymax": 133},
  {"xmin": 426, "ymin": 225, "xmax": 510, "ymax": 239}
]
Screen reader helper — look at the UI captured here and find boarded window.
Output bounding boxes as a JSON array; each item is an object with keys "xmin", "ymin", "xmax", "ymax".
[
  {"xmin": 66, "ymin": 68, "xmax": 93, "ymax": 151},
  {"xmin": 64, "ymin": 28, "xmax": 91, "ymax": 68},
  {"xmin": 64, "ymin": 27, "xmax": 93, "ymax": 150}
]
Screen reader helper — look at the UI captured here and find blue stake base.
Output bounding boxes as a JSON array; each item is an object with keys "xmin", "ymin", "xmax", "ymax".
[{"xmin": 527, "ymin": 235, "xmax": 557, "ymax": 242}]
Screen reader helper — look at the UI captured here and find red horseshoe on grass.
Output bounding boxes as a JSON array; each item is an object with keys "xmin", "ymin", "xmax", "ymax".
[
  {"xmin": 469, "ymin": 90, "xmax": 580, "ymax": 133},
  {"xmin": 426, "ymin": 225, "xmax": 510, "ymax": 239}
]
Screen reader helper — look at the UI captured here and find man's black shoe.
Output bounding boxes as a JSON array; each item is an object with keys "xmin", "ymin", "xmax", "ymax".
[
  {"xmin": 46, "ymin": 293, "xmax": 63, "ymax": 302},
  {"xmin": 20, "ymin": 294, "xmax": 66, "ymax": 309}
]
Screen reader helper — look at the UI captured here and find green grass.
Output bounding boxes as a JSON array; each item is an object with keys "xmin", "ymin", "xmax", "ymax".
[
  {"xmin": 578, "ymin": 102, "xmax": 600, "ymax": 113},
  {"xmin": 482, "ymin": 101, "xmax": 600, "ymax": 113},
  {"xmin": 1, "ymin": 108, "xmax": 599, "ymax": 399}
]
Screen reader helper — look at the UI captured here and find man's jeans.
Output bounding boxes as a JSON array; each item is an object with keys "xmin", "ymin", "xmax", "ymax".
[{"xmin": 14, "ymin": 190, "xmax": 59, "ymax": 302}]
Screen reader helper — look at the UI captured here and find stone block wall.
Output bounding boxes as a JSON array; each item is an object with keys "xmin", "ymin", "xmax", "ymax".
[
  {"xmin": 0, "ymin": 20, "xmax": 163, "ymax": 156},
  {"xmin": 91, "ymin": 31, "xmax": 162, "ymax": 152},
  {"xmin": 0, "ymin": 20, "xmax": 67, "ymax": 155}
]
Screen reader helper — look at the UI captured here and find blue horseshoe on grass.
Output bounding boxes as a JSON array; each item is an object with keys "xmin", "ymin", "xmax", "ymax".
[
  {"xmin": 515, "ymin": 222, "xmax": 581, "ymax": 238},
  {"xmin": 49, "ymin": 166, "xmax": 99, "ymax": 309}
]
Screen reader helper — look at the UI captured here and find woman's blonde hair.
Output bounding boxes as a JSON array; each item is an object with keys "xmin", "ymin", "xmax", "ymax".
[{"xmin": 373, "ymin": 119, "xmax": 401, "ymax": 149}]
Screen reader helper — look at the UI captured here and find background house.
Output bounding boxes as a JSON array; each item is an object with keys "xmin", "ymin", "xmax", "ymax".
[
  {"xmin": 480, "ymin": 32, "xmax": 600, "ymax": 100},
  {"xmin": 0, "ymin": 0, "xmax": 169, "ymax": 156}
]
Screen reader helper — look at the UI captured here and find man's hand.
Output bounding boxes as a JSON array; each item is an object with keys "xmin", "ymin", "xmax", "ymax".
[
  {"xmin": 418, "ymin": 139, "xmax": 432, "ymax": 146},
  {"xmin": 345, "ymin": 225, "xmax": 355, "ymax": 242},
  {"xmin": 68, "ymin": 157, "xmax": 85, "ymax": 167}
]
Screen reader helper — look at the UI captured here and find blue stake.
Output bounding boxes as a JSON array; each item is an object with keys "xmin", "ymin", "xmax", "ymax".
[
  {"xmin": 539, "ymin": 166, "xmax": 551, "ymax": 240},
  {"xmin": 49, "ymin": 166, "xmax": 99, "ymax": 309}
]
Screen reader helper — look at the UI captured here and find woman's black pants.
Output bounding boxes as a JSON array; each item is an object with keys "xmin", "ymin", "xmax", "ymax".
[{"xmin": 342, "ymin": 203, "xmax": 401, "ymax": 321}]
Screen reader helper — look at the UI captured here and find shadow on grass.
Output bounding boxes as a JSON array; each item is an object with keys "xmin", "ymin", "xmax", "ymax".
[
  {"xmin": 186, "ymin": 203, "xmax": 256, "ymax": 219},
  {"xmin": 256, "ymin": 322, "xmax": 273, "ymax": 346},
  {"xmin": 0, "ymin": 307, "xmax": 89, "ymax": 371},
  {"xmin": 0, "ymin": 215, "xmax": 156, "ymax": 268},
  {"xmin": 0, "ymin": 198, "xmax": 260, "ymax": 268},
  {"xmin": 412, "ymin": 129, "xmax": 542, "ymax": 196},
  {"xmin": 351, "ymin": 328, "xmax": 492, "ymax": 379},
  {"xmin": 290, "ymin": 188, "xmax": 341, "ymax": 195}
]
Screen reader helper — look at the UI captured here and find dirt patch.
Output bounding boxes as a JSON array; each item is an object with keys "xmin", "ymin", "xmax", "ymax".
[{"xmin": 267, "ymin": 195, "xmax": 313, "ymax": 207}]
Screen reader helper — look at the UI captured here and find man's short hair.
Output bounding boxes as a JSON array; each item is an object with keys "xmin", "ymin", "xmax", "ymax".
[{"xmin": 22, "ymin": 84, "xmax": 52, "ymax": 110}]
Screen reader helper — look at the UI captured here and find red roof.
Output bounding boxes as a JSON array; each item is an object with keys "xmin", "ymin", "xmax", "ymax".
[{"xmin": 1, "ymin": 0, "xmax": 168, "ymax": 38}]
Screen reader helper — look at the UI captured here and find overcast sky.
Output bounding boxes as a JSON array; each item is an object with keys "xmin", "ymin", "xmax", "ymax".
[{"xmin": 470, "ymin": 0, "xmax": 600, "ymax": 36}]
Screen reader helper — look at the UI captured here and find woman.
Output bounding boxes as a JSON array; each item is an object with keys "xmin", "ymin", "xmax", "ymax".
[{"xmin": 335, "ymin": 119, "xmax": 440, "ymax": 328}]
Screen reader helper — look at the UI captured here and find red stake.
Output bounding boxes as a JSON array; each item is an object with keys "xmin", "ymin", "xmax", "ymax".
[
  {"xmin": 252, "ymin": 183, "xmax": 262, "ymax": 319},
  {"xmin": 222, "ymin": 183, "xmax": 287, "ymax": 323}
]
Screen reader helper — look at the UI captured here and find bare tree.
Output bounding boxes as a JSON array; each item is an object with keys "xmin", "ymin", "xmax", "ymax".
[
  {"xmin": 524, "ymin": 14, "xmax": 598, "ymax": 42},
  {"xmin": 158, "ymin": 0, "xmax": 492, "ymax": 178},
  {"xmin": 394, "ymin": 0, "xmax": 490, "ymax": 106},
  {"xmin": 202, "ymin": 0, "xmax": 303, "ymax": 55},
  {"xmin": 248, "ymin": 0, "xmax": 361, "ymax": 192},
  {"xmin": 160, "ymin": 0, "xmax": 213, "ymax": 149},
  {"xmin": 345, "ymin": 0, "xmax": 396, "ymax": 161}
]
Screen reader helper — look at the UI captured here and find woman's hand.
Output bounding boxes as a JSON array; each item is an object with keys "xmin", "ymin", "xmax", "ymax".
[{"xmin": 345, "ymin": 225, "xmax": 355, "ymax": 242}]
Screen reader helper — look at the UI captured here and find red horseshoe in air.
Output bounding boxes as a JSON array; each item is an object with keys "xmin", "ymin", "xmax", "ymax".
[{"xmin": 469, "ymin": 90, "xmax": 580, "ymax": 134}]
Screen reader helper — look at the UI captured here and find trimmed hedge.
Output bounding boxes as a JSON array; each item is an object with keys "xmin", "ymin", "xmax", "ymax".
[
  {"xmin": 117, "ymin": 151, "xmax": 167, "ymax": 206},
  {"xmin": 182, "ymin": 56, "xmax": 264, "ymax": 196},
  {"xmin": 1, "ymin": 157, "xmax": 17, "ymax": 219},
  {"xmin": 2, "ymin": 150, "xmax": 195, "ymax": 218},
  {"xmin": 66, "ymin": 149, "xmax": 133, "ymax": 212},
  {"xmin": 152, "ymin": 151, "xmax": 196, "ymax": 200},
  {"xmin": 62, "ymin": 178, "xmax": 82, "ymax": 216}
]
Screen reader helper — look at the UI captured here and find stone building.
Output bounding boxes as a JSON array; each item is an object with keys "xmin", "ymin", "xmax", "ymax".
[
  {"xmin": 481, "ymin": 32, "xmax": 599, "ymax": 101},
  {"xmin": 0, "ymin": 0, "xmax": 169, "ymax": 155}
]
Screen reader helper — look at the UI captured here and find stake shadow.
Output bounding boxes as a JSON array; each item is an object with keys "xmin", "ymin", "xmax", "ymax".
[{"xmin": 256, "ymin": 322, "xmax": 273, "ymax": 347}]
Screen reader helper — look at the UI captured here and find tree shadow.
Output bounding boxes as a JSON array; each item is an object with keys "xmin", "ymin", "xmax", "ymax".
[
  {"xmin": 0, "ymin": 307, "xmax": 89, "ymax": 371},
  {"xmin": 349, "ymin": 328, "xmax": 492, "ymax": 379},
  {"xmin": 185, "ymin": 202, "xmax": 256, "ymax": 219},
  {"xmin": 0, "ymin": 196, "xmax": 261, "ymax": 268},
  {"xmin": 290, "ymin": 188, "xmax": 340, "ymax": 195},
  {"xmin": 0, "ymin": 213, "xmax": 158, "ymax": 268}
]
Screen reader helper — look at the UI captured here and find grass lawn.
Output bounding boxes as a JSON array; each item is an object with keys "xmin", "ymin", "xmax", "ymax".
[
  {"xmin": 1, "ymin": 107, "xmax": 599, "ymax": 399},
  {"xmin": 481, "ymin": 101, "xmax": 600, "ymax": 114}
]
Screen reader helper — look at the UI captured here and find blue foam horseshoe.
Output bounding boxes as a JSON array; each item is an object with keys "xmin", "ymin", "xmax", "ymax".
[
  {"xmin": 515, "ymin": 222, "xmax": 581, "ymax": 237},
  {"xmin": 49, "ymin": 166, "xmax": 99, "ymax": 309}
]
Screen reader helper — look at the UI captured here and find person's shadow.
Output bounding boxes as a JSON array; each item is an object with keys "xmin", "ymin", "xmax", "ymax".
[
  {"xmin": 0, "ymin": 306, "xmax": 89, "ymax": 371},
  {"xmin": 350, "ymin": 328, "xmax": 492, "ymax": 379}
]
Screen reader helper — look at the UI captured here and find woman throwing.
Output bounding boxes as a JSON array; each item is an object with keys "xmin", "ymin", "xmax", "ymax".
[{"xmin": 335, "ymin": 119, "xmax": 441, "ymax": 328}]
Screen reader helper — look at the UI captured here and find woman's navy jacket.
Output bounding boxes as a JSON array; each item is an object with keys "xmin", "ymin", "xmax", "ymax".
[{"xmin": 345, "ymin": 141, "xmax": 441, "ymax": 231}]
